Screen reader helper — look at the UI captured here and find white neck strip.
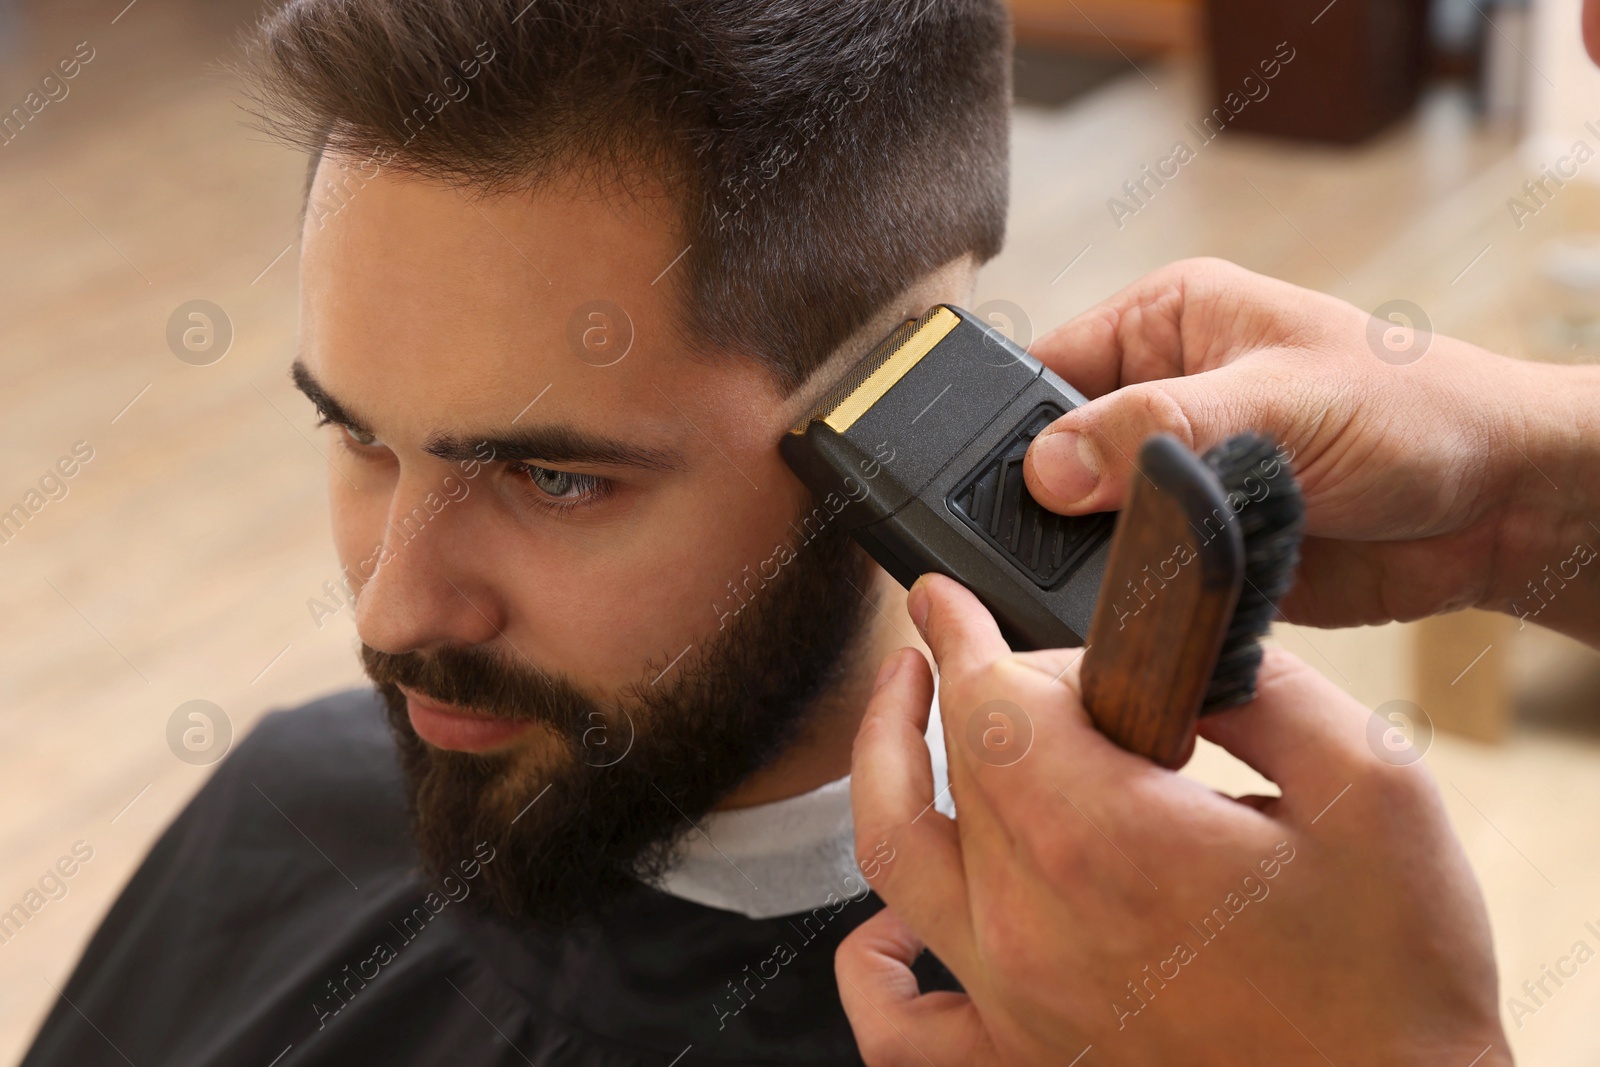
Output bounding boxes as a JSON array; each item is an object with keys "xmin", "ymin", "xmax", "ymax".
[{"xmin": 655, "ymin": 685, "xmax": 951, "ymax": 919}]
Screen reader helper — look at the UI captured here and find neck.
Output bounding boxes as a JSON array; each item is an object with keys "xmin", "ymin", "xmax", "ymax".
[{"xmin": 714, "ymin": 566, "xmax": 926, "ymax": 809}]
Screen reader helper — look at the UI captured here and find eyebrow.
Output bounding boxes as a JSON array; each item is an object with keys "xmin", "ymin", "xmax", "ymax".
[
  {"xmin": 292, "ymin": 359, "xmax": 373, "ymax": 435},
  {"xmin": 289, "ymin": 360, "xmax": 686, "ymax": 473}
]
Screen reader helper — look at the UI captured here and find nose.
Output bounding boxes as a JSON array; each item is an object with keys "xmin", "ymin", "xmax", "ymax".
[{"xmin": 353, "ymin": 468, "xmax": 504, "ymax": 655}]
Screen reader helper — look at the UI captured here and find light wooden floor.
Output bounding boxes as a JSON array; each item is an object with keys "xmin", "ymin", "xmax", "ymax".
[{"xmin": 2, "ymin": 2, "xmax": 1598, "ymax": 1063}]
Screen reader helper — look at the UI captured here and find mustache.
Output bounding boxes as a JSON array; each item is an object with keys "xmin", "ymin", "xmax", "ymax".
[{"xmin": 361, "ymin": 641, "xmax": 599, "ymax": 734}]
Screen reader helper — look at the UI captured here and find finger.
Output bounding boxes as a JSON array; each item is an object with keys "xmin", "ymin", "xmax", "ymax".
[
  {"xmin": 903, "ymin": 575, "xmax": 1062, "ymax": 805},
  {"xmin": 1029, "ymin": 298, "xmax": 1132, "ymax": 400},
  {"xmin": 906, "ymin": 573, "xmax": 1011, "ymax": 682},
  {"xmin": 852, "ymin": 645, "xmax": 978, "ymax": 976},
  {"xmin": 1022, "ymin": 365, "xmax": 1260, "ymax": 515},
  {"xmin": 1025, "ymin": 256, "xmax": 1379, "ymax": 516},
  {"xmin": 954, "ymin": 644, "xmax": 1160, "ymax": 792},
  {"xmin": 1279, "ymin": 536, "xmax": 1471, "ymax": 627},
  {"xmin": 1026, "ymin": 345, "xmax": 1361, "ymax": 519},
  {"xmin": 1028, "ymin": 256, "xmax": 1262, "ymax": 396},
  {"xmin": 836, "ymin": 908, "xmax": 986, "ymax": 1067},
  {"xmin": 1028, "ymin": 264, "xmax": 1197, "ymax": 397},
  {"xmin": 1195, "ymin": 646, "xmax": 1377, "ymax": 806},
  {"xmin": 852, "ymin": 649, "xmax": 938, "ymax": 850}
]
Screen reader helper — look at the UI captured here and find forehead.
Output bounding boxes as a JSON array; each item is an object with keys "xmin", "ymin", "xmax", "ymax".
[{"xmin": 297, "ymin": 156, "xmax": 770, "ymax": 441}]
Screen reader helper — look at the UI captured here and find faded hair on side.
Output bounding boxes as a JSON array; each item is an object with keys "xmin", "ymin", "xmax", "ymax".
[{"xmin": 236, "ymin": 0, "xmax": 1012, "ymax": 395}]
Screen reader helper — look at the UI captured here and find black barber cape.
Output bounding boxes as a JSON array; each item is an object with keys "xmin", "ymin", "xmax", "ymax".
[{"xmin": 23, "ymin": 688, "xmax": 958, "ymax": 1066}]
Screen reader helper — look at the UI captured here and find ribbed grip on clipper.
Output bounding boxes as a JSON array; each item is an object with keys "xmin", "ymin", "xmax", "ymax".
[{"xmin": 947, "ymin": 404, "xmax": 1115, "ymax": 588}]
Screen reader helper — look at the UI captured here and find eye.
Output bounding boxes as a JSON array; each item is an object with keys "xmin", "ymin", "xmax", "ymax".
[
  {"xmin": 313, "ymin": 412, "xmax": 384, "ymax": 452},
  {"xmin": 342, "ymin": 425, "xmax": 380, "ymax": 448},
  {"xmin": 525, "ymin": 465, "xmax": 583, "ymax": 499},
  {"xmin": 507, "ymin": 461, "xmax": 613, "ymax": 513}
]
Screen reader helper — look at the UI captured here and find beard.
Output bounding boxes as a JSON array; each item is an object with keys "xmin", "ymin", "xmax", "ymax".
[{"xmin": 362, "ymin": 517, "xmax": 878, "ymax": 927}]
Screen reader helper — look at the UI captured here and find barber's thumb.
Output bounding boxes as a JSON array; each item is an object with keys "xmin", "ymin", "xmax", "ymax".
[{"xmin": 1024, "ymin": 379, "xmax": 1211, "ymax": 514}]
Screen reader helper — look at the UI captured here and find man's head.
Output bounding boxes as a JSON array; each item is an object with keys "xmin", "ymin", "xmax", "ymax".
[{"xmin": 242, "ymin": 0, "xmax": 1011, "ymax": 923}]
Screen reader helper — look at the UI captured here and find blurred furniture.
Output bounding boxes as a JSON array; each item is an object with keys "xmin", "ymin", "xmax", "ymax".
[
  {"xmin": 1205, "ymin": 0, "xmax": 1432, "ymax": 142},
  {"xmin": 1008, "ymin": 0, "xmax": 1199, "ymax": 55},
  {"xmin": 1415, "ymin": 611, "xmax": 1513, "ymax": 742},
  {"xmin": 1479, "ymin": 0, "xmax": 1533, "ymax": 126}
]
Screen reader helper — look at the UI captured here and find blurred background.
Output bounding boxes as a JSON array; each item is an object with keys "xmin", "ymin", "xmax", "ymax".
[{"xmin": 2, "ymin": 0, "xmax": 1598, "ymax": 1062}]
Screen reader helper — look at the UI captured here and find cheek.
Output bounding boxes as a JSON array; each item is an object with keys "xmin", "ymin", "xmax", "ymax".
[
  {"xmin": 646, "ymin": 457, "xmax": 813, "ymax": 639},
  {"xmin": 494, "ymin": 457, "xmax": 811, "ymax": 690}
]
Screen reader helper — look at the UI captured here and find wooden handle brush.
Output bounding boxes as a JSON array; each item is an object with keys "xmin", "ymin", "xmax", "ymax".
[{"xmin": 1080, "ymin": 433, "xmax": 1305, "ymax": 768}]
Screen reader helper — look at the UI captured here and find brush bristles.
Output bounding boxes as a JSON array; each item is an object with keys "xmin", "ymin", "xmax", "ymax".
[{"xmin": 1200, "ymin": 433, "xmax": 1306, "ymax": 714}]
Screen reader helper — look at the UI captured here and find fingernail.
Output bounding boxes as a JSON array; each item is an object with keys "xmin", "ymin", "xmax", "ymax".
[
  {"xmin": 1032, "ymin": 430, "xmax": 1099, "ymax": 507},
  {"xmin": 874, "ymin": 652, "xmax": 902, "ymax": 691},
  {"xmin": 907, "ymin": 577, "xmax": 930, "ymax": 632}
]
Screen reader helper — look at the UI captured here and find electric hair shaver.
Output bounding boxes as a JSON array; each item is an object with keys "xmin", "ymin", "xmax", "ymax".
[
  {"xmin": 780, "ymin": 304, "xmax": 1111, "ymax": 650},
  {"xmin": 780, "ymin": 305, "xmax": 1305, "ymax": 767}
]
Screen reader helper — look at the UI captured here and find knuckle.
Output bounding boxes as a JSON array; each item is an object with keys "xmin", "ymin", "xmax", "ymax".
[
  {"xmin": 1170, "ymin": 254, "xmax": 1240, "ymax": 279},
  {"xmin": 1353, "ymin": 750, "xmax": 1433, "ymax": 808},
  {"xmin": 1109, "ymin": 382, "xmax": 1197, "ymax": 452}
]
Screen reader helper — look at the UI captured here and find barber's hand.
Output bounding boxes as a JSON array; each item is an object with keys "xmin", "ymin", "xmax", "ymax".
[
  {"xmin": 1023, "ymin": 258, "xmax": 1600, "ymax": 642},
  {"xmin": 836, "ymin": 574, "xmax": 1510, "ymax": 1067}
]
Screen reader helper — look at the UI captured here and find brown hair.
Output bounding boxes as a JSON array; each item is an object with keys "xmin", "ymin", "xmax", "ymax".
[{"xmin": 238, "ymin": 0, "xmax": 1011, "ymax": 395}]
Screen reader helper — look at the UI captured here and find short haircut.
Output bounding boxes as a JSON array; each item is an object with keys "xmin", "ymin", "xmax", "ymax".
[{"xmin": 238, "ymin": 0, "xmax": 1012, "ymax": 396}]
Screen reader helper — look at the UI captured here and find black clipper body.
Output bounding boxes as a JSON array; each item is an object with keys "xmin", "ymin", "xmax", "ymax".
[{"xmin": 780, "ymin": 304, "xmax": 1114, "ymax": 649}]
